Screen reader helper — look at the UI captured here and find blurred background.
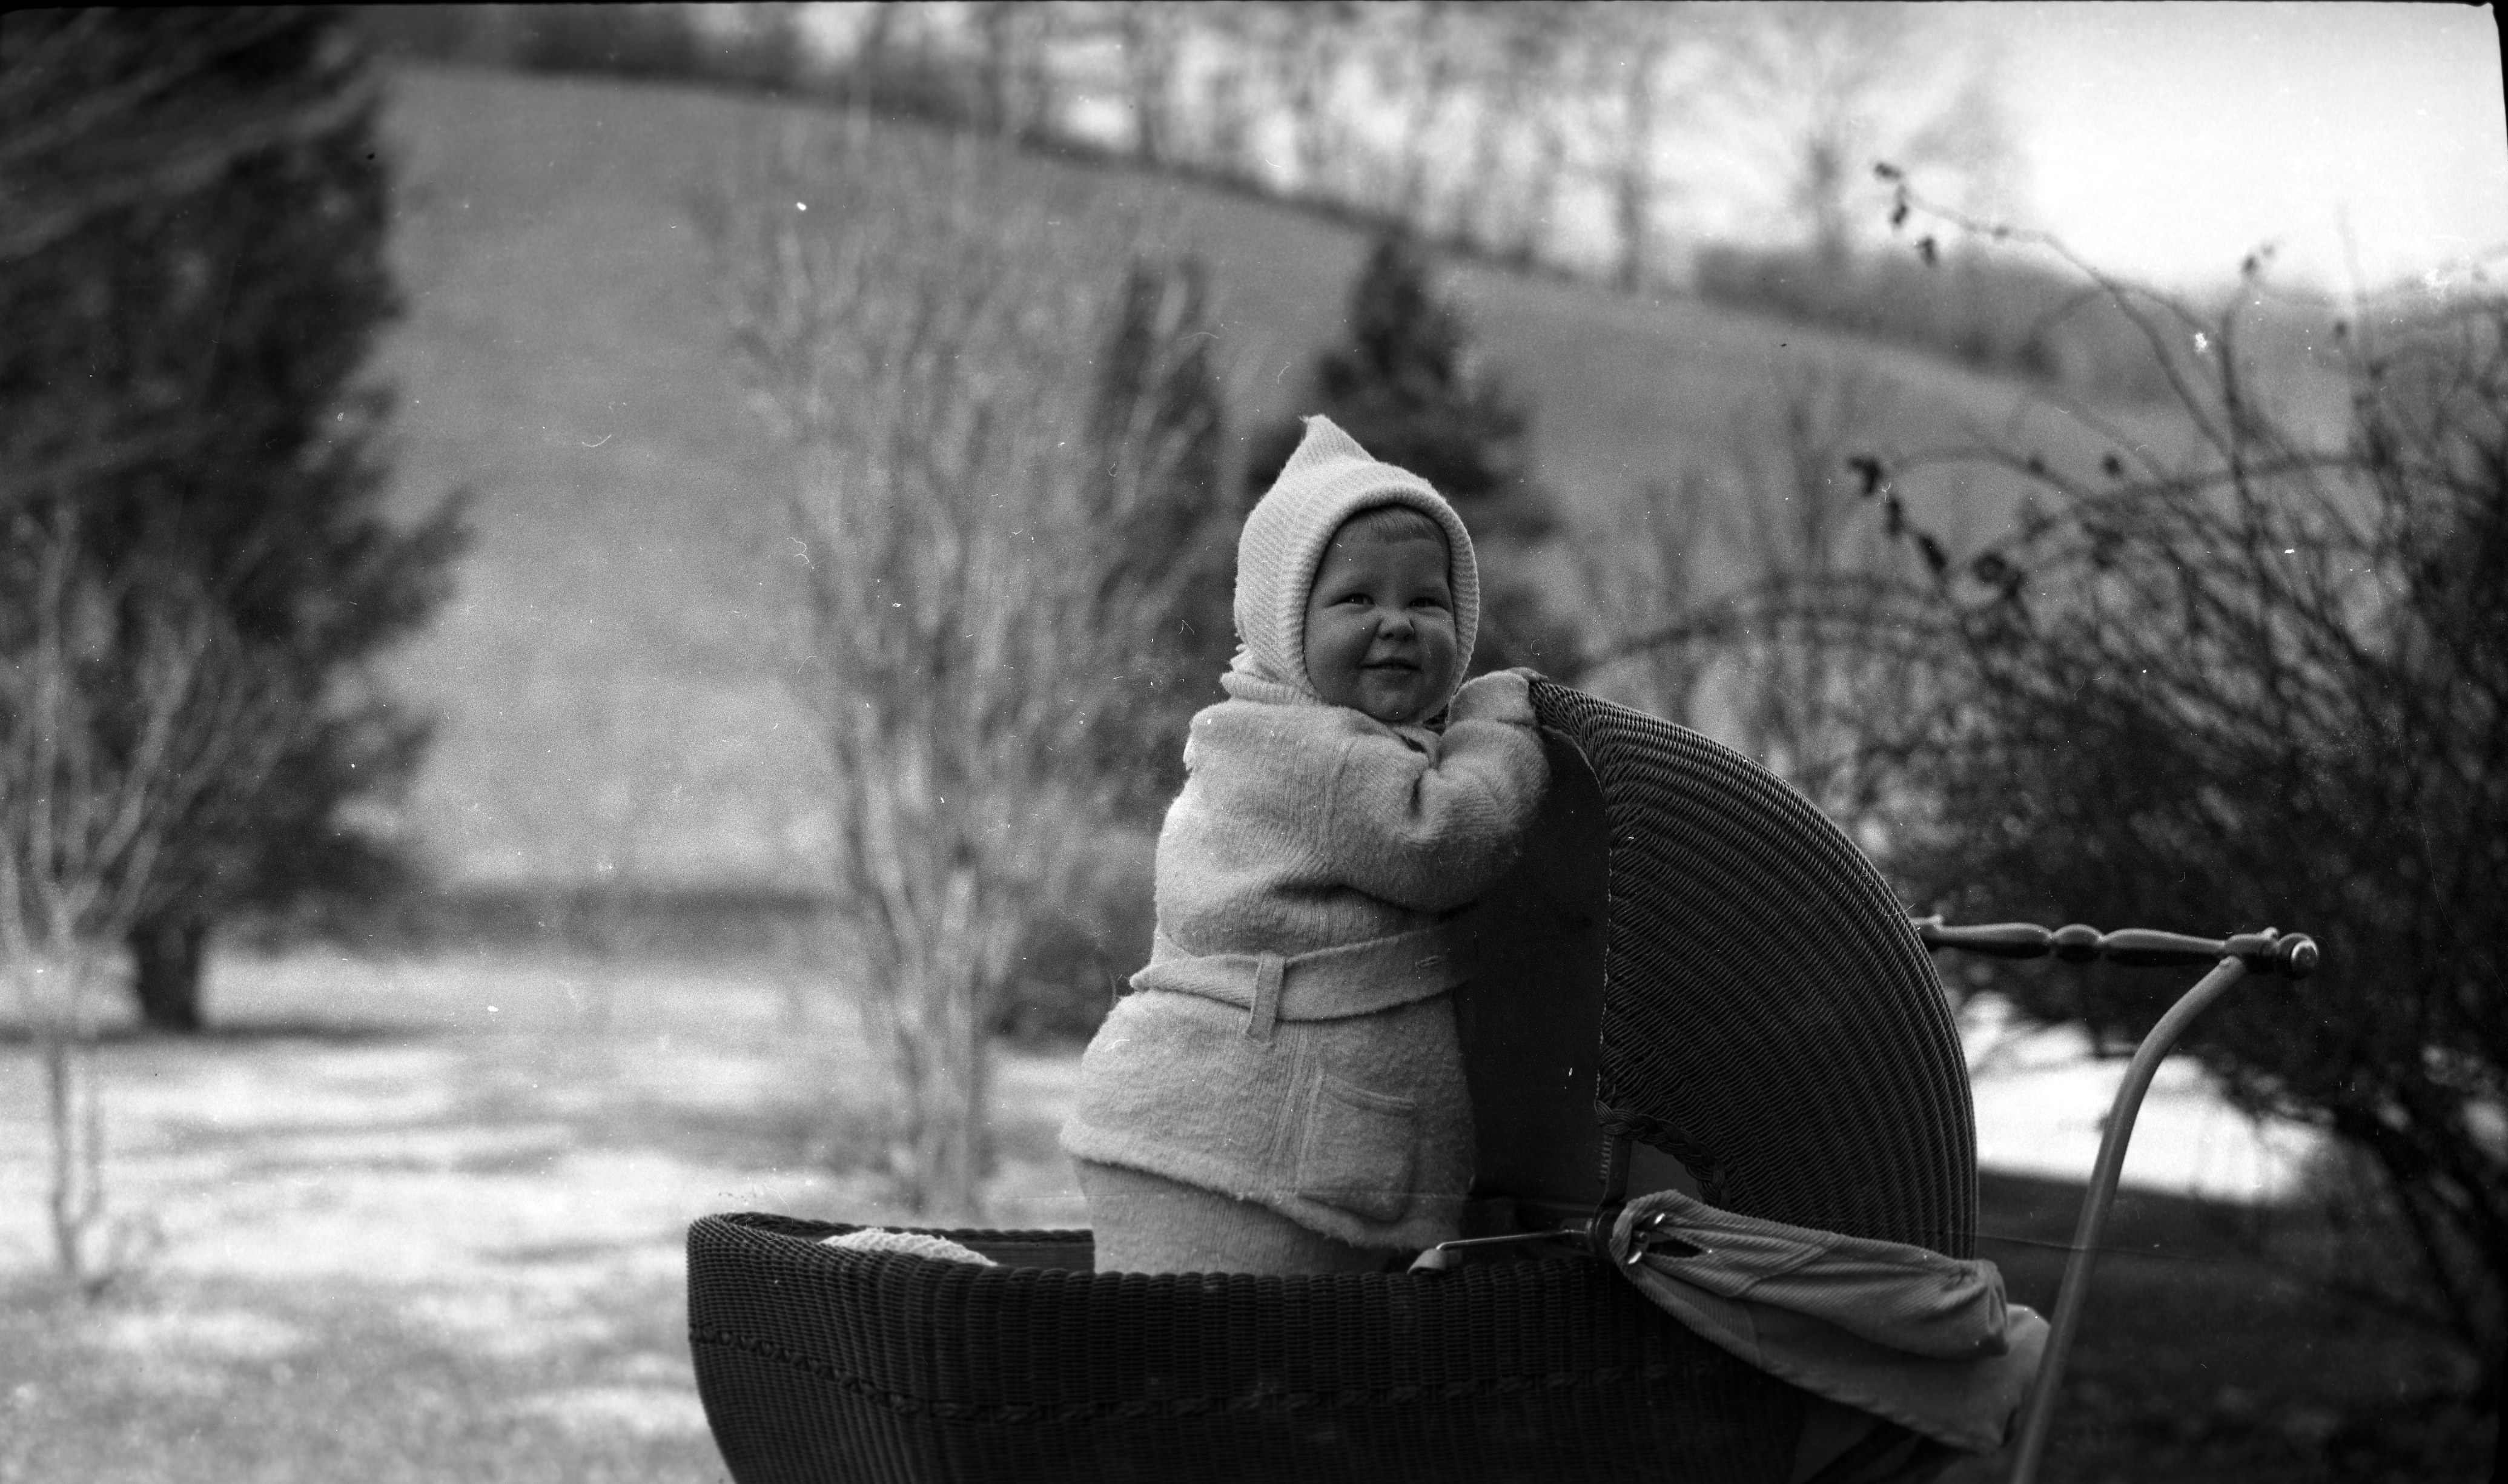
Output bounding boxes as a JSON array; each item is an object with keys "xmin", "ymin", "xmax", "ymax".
[{"xmin": 2, "ymin": 5, "xmax": 2501, "ymax": 1480}]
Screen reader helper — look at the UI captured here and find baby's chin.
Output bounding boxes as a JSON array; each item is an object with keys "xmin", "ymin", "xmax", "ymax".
[{"xmin": 1352, "ymin": 676, "xmax": 1438, "ymax": 724}]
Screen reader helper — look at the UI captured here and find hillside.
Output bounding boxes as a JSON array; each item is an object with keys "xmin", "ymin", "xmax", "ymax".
[{"xmin": 371, "ymin": 65, "xmax": 2242, "ymax": 891}]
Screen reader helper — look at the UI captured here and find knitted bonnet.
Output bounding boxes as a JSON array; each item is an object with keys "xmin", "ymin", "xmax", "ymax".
[{"xmin": 1232, "ymin": 415, "xmax": 1480, "ymax": 705}]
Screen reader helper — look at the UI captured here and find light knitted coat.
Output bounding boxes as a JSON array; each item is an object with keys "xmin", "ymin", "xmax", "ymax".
[{"xmin": 1060, "ymin": 416, "xmax": 1548, "ymax": 1250}]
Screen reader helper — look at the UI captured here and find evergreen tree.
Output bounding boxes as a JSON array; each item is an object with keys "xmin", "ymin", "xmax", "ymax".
[
  {"xmin": 991, "ymin": 253, "xmax": 1237, "ymax": 1043},
  {"xmin": 1085, "ymin": 252, "xmax": 1240, "ymax": 817},
  {"xmin": 1, "ymin": 10, "xmax": 467, "ymax": 1030},
  {"xmin": 1250, "ymin": 229, "xmax": 1567, "ymax": 671}
]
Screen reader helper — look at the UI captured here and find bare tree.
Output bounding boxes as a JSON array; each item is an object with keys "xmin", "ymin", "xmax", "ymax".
[
  {"xmin": 1555, "ymin": 2, "xmax": 1707, "ymax": 292},
  {"xmin": 1704, "ymin": 2, "xmax": 2015, "ymax": 272},
  {"xmin": 1109, "ymin": 0, "xmax": 1189, "ymax": 167},
  {"xmin": 1452, "ymin": 1, "xmax": 1578, "ymax": 266},
  {"xmin": 1188, "ymin": 5, "xmax": 1266, "ymax": 185},
  {"xmin": 1245, "ymin": 0, "xmax": 1363, "ymax": 204},
  {"xmin": 837, "ymin": 0, "xmax": 907, "ymax": 107},
  {"xmin": 706, "ymin": 117, "xmax": 1229, "ymax": 1217},
  {"xmin": 1706, "ymin": 360, "xmax": 1905, "ymax": 803},
  {"xmin": 1572, "ymin": 357, "xmax": 1914, "ymax": 826},
  {"xmin": 1581, "ymin": 471, "xmax": 1718, "ymax": 725},
  {"xmin": 1356, "ymin": 1, "xmax": 1467, "ymax": 223},
  {"xmin": 965, "ymin": 1, "xmax": 1065, "ymax": 142},
  {"xmin": 1484, "ymin": 12, "xmax": 1585, "ymax": 268},
  {"xmin": 1, "ymin": 506, "xmax": 288, "ymax": 1289}
]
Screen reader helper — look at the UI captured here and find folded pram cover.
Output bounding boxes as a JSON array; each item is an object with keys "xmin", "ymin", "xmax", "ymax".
[{"xmin": 1608, "ymin": 1189, "xmax": 2048, "ymax": 1454}]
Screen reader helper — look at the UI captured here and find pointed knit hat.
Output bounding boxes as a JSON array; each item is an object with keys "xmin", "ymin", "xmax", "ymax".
[{"xmin": 1232, "ymin": 415, "xmax": 1480, "ymax": 704}]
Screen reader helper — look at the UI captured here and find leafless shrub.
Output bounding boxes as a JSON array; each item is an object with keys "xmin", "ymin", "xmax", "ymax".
[
  {"xmin": 1585, "ymin": 176, "xmax": 2507, "ymax": 1401},
  {"xmin": 1749, "ymin": 180, "xmax": 2507, "ymax": 1393},
  {"xmin": 1581, "ymin": 469, "xmax": 1716, "ymax": 727},
  {"xmin": 1875, "ymin": 287, "xmax": 2506, "ymax": 1390},
  {"xmin": 1576, "ymin": 357, "xmax": 1926, "ymax": 833},
  {"xmin": 705, "ymin": 116, "xmax": 1229, "ymax": 1217}
]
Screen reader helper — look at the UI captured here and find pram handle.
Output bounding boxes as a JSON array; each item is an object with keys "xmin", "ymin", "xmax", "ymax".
[
  {"xmin": 1905, "ymin": 916, "xmax": 2321, "ymax": 1483},
  {"xmin": 1910, "ymin": 917, "xmax": 2319, "ymax": 980}
]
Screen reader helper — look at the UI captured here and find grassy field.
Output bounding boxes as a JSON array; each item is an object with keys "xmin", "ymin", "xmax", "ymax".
[
  {"xmin": 370, "ymin": 62, "xmax": 2316, "ymax": 895},
  {"xmin": 4, "ymin": 950, "xmax": 2485, "ymax": 1483}
]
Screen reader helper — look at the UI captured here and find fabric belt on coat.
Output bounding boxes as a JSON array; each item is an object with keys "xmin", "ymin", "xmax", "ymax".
[{"xmin": 1127, "ymin": 916, "xmax": 1471, "ymax": 1040}]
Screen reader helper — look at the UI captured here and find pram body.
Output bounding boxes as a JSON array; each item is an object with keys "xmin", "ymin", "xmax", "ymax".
[{"xmin": 686, "ymin": 679, "xmax": 2311, "ymax": 1483}]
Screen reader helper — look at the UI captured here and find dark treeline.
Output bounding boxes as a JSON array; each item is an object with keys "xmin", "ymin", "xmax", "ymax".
[{"xmin": 354, "ymin": 1, "xmax": 2226, "ymax": 403}]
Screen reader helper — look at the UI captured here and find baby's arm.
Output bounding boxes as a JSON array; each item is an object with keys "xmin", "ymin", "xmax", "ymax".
[{"xmin": 1323, "ymin": 671, "xmax": 1548, "ymax": 912}]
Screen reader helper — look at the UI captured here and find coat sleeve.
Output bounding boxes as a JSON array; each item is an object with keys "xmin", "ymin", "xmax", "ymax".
[{"xmin": 1322, "ymin": 672, "xmax": 1548, "ymax": 912}]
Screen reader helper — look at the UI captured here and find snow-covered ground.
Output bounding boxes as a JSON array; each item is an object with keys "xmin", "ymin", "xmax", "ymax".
[
  {"xmin": 0, "ymin": 948, "xmax": 2329, "ymax": 1482},
  {"xmin": 1, "ymin": 952, "xmax": 2326, "ymax": 1311},
  {"xmin": 1959, "ymin": 995, "xmax": 2325, "ymax": 1205}
]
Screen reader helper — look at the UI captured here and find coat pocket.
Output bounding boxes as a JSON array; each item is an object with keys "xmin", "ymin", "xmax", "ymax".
[{"xmin": 1294, "ymin": 1072, "xmax": 1420, "ymax": 1225}]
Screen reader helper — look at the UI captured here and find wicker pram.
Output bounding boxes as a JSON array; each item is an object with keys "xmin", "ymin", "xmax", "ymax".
[{"xmin": 686, "ymin": 679, "xmax": 2312, "ymax": 1483}]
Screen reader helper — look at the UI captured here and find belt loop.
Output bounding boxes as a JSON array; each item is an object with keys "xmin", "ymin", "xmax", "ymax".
[{"xmin": 1245, "ymin": 954, "xmax": 1285, "ymax": 1043}]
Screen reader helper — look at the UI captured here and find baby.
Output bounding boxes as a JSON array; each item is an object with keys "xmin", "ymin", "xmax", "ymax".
[{"xmin": 1060, "ymin": 414, "xmax": 1549, "ymax": 1274}]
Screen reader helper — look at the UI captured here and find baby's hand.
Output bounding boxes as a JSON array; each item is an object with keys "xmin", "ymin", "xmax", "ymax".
[{"xmin": 1449, "ymin": 668, "xmax": 1535, "ymax": 725}]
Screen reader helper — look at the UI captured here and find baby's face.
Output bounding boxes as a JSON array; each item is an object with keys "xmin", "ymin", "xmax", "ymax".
[{"xmin": 1302, "ymin": 527, "xmax": 1458, "ymax": 725}]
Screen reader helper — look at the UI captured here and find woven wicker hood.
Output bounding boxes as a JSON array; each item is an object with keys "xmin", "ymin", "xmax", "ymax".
[{"xmin": 1230, "ymin": 415, "xmax": 1480, "ymax": 706}]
